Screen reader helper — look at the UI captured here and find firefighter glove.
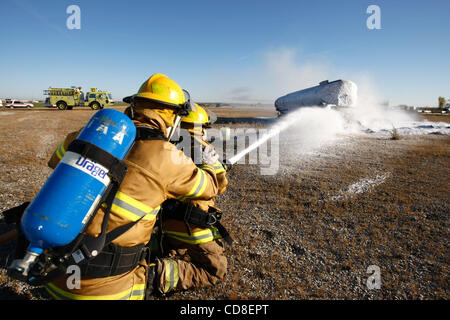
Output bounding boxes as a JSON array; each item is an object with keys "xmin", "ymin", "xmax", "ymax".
[{"xmin": 202, "ymin": 146, "xmax": 219, "ymax": 166}]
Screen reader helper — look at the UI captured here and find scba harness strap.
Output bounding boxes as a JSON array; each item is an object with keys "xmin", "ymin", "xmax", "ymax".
[
  {"xmin": 67, "ymin": 139, "xmax": 128, "ymax": 184},
  {"xmin": 162, "ymin": 199, "xmax": 233, "ymax": 245},
  {"xmin": 135, "ymin": 126, "xmax": 168, "ymax": 141},
  {"xmin": 26, "ymin": 127, "xmax": 167, "ymax": 285}
]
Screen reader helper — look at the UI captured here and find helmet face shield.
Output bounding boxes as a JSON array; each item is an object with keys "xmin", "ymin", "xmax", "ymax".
[
  {"xmin": 177, "ymin": 89, "xmax": 195, "ymax": 116},
  {"xmin": 207, "ymin": 110, "xmax": 217, "ymax": 125}
]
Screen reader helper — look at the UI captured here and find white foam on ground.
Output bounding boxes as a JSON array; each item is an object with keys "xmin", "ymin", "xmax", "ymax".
[
  {"xmin": 329, "ymin": 172, "xmax": 391, "ymax": 201},
  {"xmin": 226, "ymin": 106, "xmax": 449, "ymax": 173},
  {"xmin": 280, "ymin": 105, "xmax": 449, "ymax": 159},
  {"xmin": 372, "ymin": 121, "xmax": 450, "ymax": 136},
  {"xmin": 343, "ymin": 103, "xmax": 450, "ymax": 136}
]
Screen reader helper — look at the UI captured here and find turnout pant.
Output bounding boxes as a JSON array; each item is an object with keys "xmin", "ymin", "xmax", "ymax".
[{"xmin": 154, "ymin": 219, "xmax": 228, "ymax": 294}]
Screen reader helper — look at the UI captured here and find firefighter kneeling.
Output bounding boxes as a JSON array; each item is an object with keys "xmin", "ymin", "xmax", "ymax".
[
  {"xmin": 149, "ymin": 105, "xmax": 232, "ymax": 296},
  {"xmin": 43, "ymin": 74, "xmax": 222, "ymax": 300}
]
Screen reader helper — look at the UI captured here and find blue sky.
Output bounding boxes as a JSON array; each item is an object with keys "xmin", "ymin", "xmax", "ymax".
[{"xmin": 0, "ymin": 0, "xmax": 449, "ymax": 107}]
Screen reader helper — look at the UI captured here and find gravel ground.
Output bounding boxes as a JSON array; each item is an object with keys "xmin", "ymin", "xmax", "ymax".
[{"xmin": 0, "ymin": 107, "xmax": 448, "ymax": 300}]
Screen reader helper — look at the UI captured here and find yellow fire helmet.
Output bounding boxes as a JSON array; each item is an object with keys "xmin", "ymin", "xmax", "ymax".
[
  {"xmin": 181, "ymin": 104, "xmax": 216, "ymax": 127},
  {"xmin": 123, "ymin": 73, "xmax": 186, "ymax": 108}
]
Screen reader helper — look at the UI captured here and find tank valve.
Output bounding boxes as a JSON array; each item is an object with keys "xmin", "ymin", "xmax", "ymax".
[{"xmin": 8, "ymin": 251, "xmax": 40, "ymax": 279}]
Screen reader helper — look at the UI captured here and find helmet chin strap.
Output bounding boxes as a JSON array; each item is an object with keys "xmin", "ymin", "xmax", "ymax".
[
  {"xmin": 167, "ymin": 114, "xmax": 182, "ymax": 141},
  {"xmin": 130, "ymin": 104, "xmax": 135, "ymax": 120},
  {"xmin": 128, "ymin": 97, "xmax": 136, "ymax": 120}
]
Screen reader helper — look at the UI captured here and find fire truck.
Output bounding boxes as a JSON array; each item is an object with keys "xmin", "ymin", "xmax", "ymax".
[{"xmin": 44, "ymin": 87, "xmax": 114, "ymax": 110}]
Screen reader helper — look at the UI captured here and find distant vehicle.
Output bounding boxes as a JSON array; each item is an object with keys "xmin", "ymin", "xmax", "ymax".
[
  {"xmin": 44, "ymin": 87, "xmax": 114, "ymax": 110},
  {"xmin": 444, "ymin": 101, "xmax": 450, "ymax": 111},
  {"xmin": 4, "ymin": 99, "xmax": 34, "ymax": 108},
  {"xmin": 274, "ymin": 79, "xmax": 358, "ymax": 116}
]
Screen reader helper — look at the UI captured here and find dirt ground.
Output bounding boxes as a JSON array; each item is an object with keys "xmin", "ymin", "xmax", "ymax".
[{"xmin": 0, "ymin": 106, "xmax": 448, "ymax": 300}]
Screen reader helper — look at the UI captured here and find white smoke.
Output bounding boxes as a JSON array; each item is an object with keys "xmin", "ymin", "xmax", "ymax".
[
  {"xmin": 211, "ymin": 47, "xmax": 446, "ymax": 160},
  {"xmin": 281, "ymin": 107, "xmax": 347, "ymax": 154},
  {"xmin": 345, "ymin": 76, "xmax": 418, "ymax": 133},
  {"xmin": 262, "ymin": 49, "xmax": 432, "ymax": 155},
  {"xmin": 265, "ymin": 47, "xmax": 332, "ymax": 96}
]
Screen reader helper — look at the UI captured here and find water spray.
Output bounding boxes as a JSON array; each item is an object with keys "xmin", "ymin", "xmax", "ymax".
[{"xmin": 226, "ymin": 112, "xmax": 301, "ymax": 165}]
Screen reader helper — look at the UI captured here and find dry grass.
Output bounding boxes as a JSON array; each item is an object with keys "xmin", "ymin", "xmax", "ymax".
[
  {"xmin": 0, "ymin": 106, "xmax": 448, "ymax": 300},
  {"xmin": 421, "ymin": 114, "xmax": 450, "ymax": 123},
  {"xmin": 390, "ymin": 127, "xmax": 400, "ymax": 140}
]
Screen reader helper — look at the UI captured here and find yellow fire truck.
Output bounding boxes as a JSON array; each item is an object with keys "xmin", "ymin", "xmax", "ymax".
[{"xmin": 44, "ymin": 87, "xmax": 114, "ymax": 110}]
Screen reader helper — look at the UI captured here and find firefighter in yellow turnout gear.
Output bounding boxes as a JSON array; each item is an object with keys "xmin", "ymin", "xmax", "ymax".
[
  {"xmin": 45, "ymin": 74, "xmax": 221, "ymax": 300},
  {"xmin": 152, "ymin": 105, "xmax": 231, "ymax": 295}
]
